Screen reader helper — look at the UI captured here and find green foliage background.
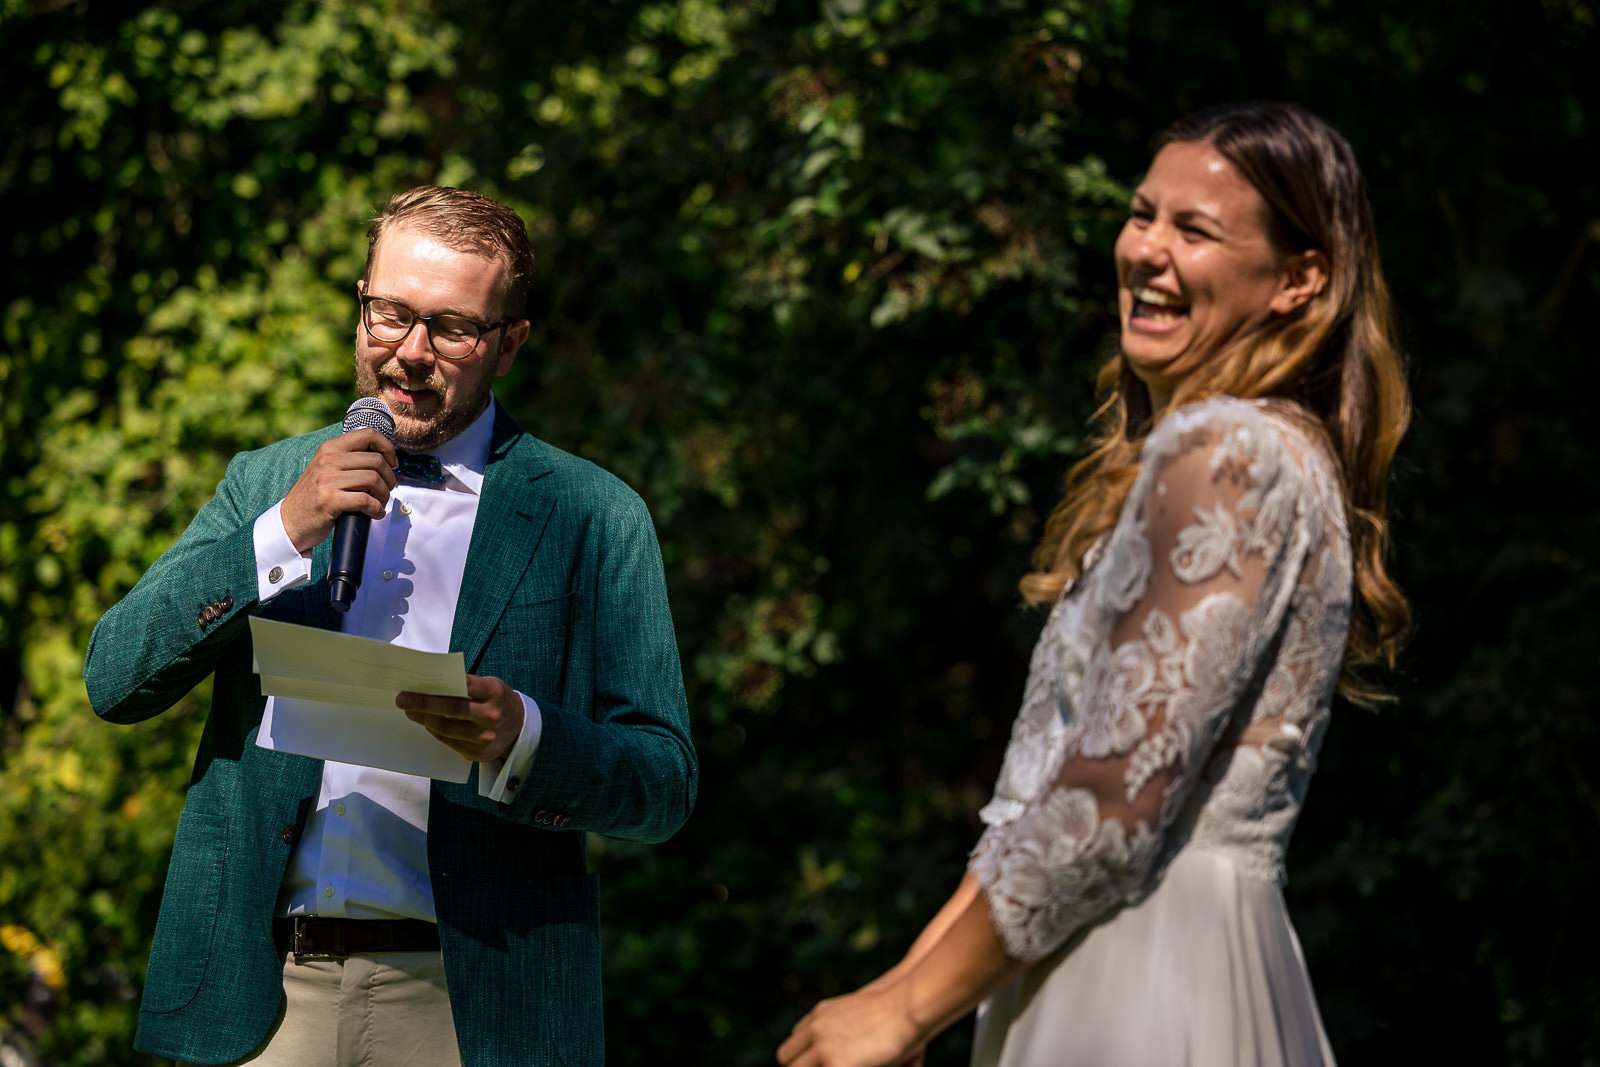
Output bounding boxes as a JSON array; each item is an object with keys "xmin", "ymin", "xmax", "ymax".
[{"xmin": 1, "ymin": 0, "xmax": 1595, "ymax": 1063}]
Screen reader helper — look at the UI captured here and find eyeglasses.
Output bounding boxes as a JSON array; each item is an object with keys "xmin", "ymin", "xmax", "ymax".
[{"xmin": 359, "ymin": 292, "xmax": 513, "ymax": 360}]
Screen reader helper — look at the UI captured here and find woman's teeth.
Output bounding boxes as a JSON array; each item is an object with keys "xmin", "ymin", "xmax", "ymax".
[{"xmin": 1132, "ymin": 286, "xmax": 1188, "ymax": 322}]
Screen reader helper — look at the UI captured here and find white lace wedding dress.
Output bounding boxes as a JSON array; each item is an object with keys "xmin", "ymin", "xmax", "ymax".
[{"xmin": 969, "ymin": 397, "xmax": 1348, "ymax": 1066}]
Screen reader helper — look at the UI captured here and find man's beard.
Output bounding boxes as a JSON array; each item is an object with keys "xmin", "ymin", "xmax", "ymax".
[{"xmin": 353, "ymin": 351, "xmax": 495, "ymax": 451}]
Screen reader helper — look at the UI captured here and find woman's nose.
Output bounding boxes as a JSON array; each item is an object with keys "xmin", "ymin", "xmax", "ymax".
[{"xmin": 1127, "ymin": 224, "xmax": 1172, "ymax": 272}]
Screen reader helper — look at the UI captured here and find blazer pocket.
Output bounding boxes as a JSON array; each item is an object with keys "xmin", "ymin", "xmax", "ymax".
[
  {"xmin": 142, "ymin": 810, "xmax": 228, "ymax": 1014},
  {"xmin": 494, "ymin": 592, "xmax": 574, "ymax": 635}
]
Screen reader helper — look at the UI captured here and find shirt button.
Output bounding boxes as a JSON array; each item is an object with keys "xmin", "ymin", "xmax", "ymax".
[
  {"xmin": 334, "ymin": 803, "xmax": 347, "ymax": 816},
  {"xmin": 382, "ymin": 570, "xmax": 394, "ymax": 581},
  {"xmin": 268, "ymin": 566, "xmax": 284, "ymax": 584},
  {"xmin": 399, "ymin": 502, "xmax": 413, "ymax": 515},
  {"xmin": 323, "ymin": 886, "xmax": 335, "ymax": 898}
]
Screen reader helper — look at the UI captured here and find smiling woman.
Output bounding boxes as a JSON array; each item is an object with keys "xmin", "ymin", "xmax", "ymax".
[
  {"xmin": 1031, "ymin": 103, "xmax": 1410, "ymax": 694},
  {"xmin": 778, "ymin": 102, "xmax": 1411, "ymax": 1067},
  {"xmin": 1115, "ymin": 138, "xmax": 1329, "ymax": 407}
]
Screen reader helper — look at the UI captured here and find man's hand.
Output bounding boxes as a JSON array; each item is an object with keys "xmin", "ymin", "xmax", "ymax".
[
  {"xmin": 280, "ymin": 428, "xmax": 398, "ymax": 554},
  {"xmin": 398, "ymin": 673, "xmax": 524, "ymax": 763},
  {"xmin": 776, "ymin": 983, "xmax": 926, "ymax": 1067}
]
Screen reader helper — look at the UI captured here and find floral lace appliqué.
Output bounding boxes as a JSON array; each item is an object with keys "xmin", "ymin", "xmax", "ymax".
[{"xmin": 972, "ymin": 397, "xmax": 1351, "ymax": 962}]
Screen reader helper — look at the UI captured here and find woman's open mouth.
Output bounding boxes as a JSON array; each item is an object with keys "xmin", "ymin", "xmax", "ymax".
[{"xmin": 1129, "ymin": 286, "xmax": 1190, "ymax": 328}]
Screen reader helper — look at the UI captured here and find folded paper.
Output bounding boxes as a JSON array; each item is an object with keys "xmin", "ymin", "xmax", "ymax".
[{"xmin": 251, "ymin": 616, "xmax": 471, "ymax": 782}]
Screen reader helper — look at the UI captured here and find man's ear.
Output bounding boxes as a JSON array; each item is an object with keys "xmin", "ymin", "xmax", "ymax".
[
  {"xmin": 1270, "ymin": 249, "xmax": 1330, "ymax": 315},
  {"xmin": 495, "ymin": 319, "xmax": 530, "ymax": 377}
]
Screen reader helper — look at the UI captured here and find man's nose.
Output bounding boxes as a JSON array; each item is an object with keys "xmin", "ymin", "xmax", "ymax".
[{"xmin": 395, "ymin": 320, "xmax": 437, "ymax": 367}]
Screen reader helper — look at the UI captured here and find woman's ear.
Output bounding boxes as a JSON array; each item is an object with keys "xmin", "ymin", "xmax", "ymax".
[{"xmin": 1270, "ymin": 249, "xmax": 1330, "ymax": 315}]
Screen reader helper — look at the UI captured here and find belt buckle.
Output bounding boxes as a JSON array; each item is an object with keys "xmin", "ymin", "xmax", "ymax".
[{"xmin": 289, "ymin": 916, "xmax": 346, "ymax": 962}]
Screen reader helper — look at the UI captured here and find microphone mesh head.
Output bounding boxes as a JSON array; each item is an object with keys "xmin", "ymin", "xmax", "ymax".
[{"xmin": 343, "ymin": 396, "xmax": 395, "ymax": 441}]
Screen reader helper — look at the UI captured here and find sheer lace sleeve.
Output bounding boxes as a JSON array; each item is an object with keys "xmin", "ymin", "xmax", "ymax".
[{"xmin": 970, "ymin": 398, "xmax": 1338, "ymax": 962}]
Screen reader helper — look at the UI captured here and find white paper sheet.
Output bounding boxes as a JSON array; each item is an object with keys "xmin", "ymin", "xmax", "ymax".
[{"xmin": 250, "ymin": 616, "xmax": 472, "ymax": 782}]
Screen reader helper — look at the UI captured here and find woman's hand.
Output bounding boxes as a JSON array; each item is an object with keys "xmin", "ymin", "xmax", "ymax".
[
  {"xmin": 776, "ymin": 982, "xmax": 927, "ymax": 1067},
  {"xmin": 778, "ymin": 878, "xmax": 1023, "ymax": 1067}
]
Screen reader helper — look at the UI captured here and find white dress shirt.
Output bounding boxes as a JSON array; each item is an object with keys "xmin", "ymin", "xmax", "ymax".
[{"xmin": 251, "ymin": 399, "xmax": 541, "ymax": 921}]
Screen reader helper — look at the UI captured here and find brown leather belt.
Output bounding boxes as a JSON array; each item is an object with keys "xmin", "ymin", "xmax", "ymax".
[{"xmin": 274, "ymin": 916, "xmax": 440, "ymax": 960}]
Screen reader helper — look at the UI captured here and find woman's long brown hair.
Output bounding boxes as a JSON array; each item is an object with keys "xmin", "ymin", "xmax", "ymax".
[{"xmin": 1021, "ymin": 102, "xmax": 1410, "ymax": 704}]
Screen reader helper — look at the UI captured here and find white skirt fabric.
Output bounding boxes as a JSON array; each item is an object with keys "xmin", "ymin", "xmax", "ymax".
[{"xmin": 971, "ymin": 848, "xmax": 1335, "ymax": 1067}]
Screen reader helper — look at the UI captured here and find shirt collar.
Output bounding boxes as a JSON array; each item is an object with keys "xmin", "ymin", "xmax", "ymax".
[{"xmin": 424, "ymin": 397, "xmax": 496, "ymax": 495}]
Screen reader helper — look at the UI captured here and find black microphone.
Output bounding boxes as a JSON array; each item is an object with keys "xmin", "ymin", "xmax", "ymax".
[{"xmin": 329, "ymin": 397, "xmax": 396, "ymax": 613}]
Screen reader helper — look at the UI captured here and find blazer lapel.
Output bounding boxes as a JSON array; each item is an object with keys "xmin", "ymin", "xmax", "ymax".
[
  {"xmin": 305, "ymin": 538, "xmax": 343, "ymax": 631},
  {"xmin": 450, "ymin": 404, "xmax": 558, "ymax": 672}
]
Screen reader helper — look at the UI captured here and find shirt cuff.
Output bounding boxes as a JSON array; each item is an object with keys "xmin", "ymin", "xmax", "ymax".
[
  {"xmin": 478, "ymin": 692, "xmax": 543, "ymax": 804},
  {"xmin": 253, "ymin": 502, "xmax": 313, "ymax": 602}
]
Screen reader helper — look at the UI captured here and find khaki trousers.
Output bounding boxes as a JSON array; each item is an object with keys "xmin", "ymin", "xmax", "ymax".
[{"xmin": 187, "ymin": 952, "xmax": 463, "ymax": 1067}]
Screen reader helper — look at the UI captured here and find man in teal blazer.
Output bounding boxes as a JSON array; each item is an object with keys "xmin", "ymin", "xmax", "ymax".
[{"xmin": 83, "ymin": 187, "xmax": 696, "ymax": 1066}]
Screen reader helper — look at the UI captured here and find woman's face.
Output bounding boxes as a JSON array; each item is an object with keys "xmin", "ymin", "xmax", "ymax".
[{"xmin": 1114, "ymin": 138, "xmax": 1301, "ymax": 404}]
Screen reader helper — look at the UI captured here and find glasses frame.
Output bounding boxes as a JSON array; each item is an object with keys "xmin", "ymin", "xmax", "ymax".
[{"xmin": 358, "ymin": 291, "xmax": 515, "ymax": 361}]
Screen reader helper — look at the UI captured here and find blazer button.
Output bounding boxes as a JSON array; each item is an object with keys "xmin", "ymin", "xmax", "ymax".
[
  {"xmin": 281, "ymin": 824, "xmax": 299, "ymax": 844},
  {"xmin": 221, "ymin": 595, "xmax": 234, "ymax": 610}
]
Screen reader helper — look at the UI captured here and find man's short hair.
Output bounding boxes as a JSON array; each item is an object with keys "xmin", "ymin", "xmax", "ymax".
[{"xmin": 366, "ymin": 186, "xmax": 536, "ymax": 318}]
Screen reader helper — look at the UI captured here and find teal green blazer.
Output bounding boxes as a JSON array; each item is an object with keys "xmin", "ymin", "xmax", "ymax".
[{"xmin": 84, "ymin": 405, "xmax": 697, "ymax": 1066}]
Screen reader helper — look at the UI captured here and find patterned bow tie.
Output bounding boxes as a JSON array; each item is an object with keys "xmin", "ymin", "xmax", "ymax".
[{"xmin": 396, "ymin": 451, "xmax": 445, "ymax": 484}]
